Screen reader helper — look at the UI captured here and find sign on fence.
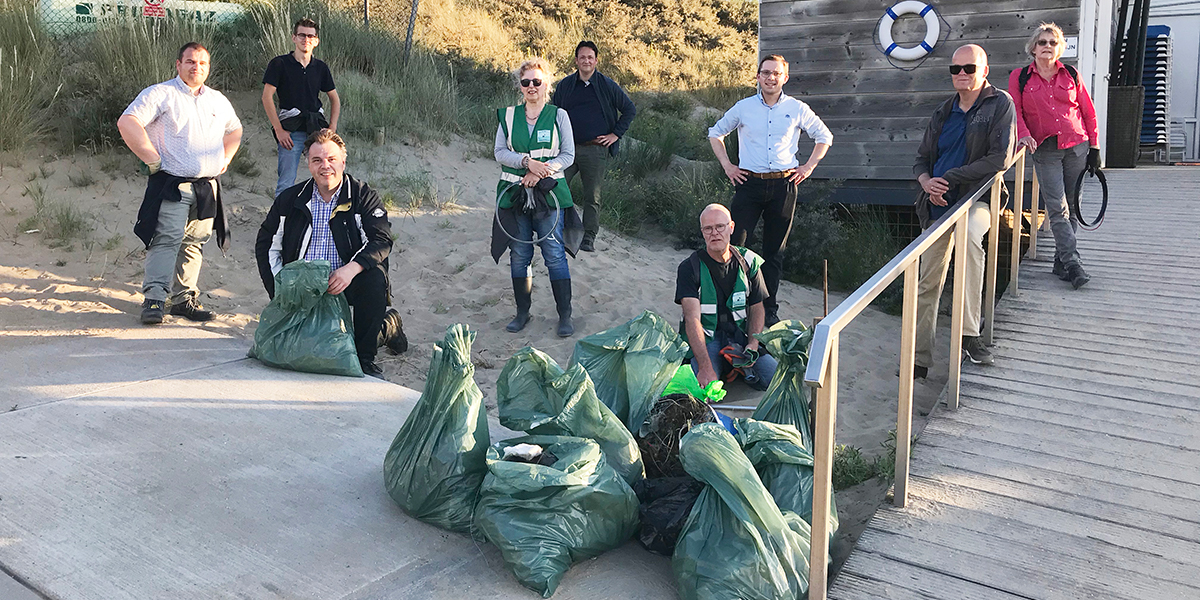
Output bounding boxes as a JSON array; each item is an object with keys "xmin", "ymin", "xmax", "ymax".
[{"xmin": 39, "ymin": 0, "xmax": 244, "ymax": 35}]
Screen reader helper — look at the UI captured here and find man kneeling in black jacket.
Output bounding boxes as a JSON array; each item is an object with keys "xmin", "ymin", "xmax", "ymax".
[{"xmin": 255, "ymin": 129, "xmax": 406, "ymax": 378}]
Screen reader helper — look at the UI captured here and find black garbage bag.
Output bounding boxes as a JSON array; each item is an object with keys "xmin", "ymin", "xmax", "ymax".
[
  {"xmin": 631, "ymin": 476, "xmax": 705, "ymax": 556},
  {"xmin": 496, "ymin": 347, "xmax": 644, "ymax": 484},
  {"xmin": 570, "ymin": 310, "xmax": 688, "ymax": 433},
  {"xmin": 752, "ymin": 320, "xmax": 815, "ymax": 449},
  {"xmin": 248, "ymin": 260, "xmax": 363, "ymax": 377},
  {"xmin": 736, "ymin": 418, "xmax": 839, "ymax": 551},
  {"xmin": 673, "ymin": 423, "xmax": 811, "ymax": 600},
  {"xmin": 475, "ymin": 435, "xmax": 640, "ymax": 598},
  {"xmin": 382, "ymin": 324, "xmax": 489, "ymax": 533}
]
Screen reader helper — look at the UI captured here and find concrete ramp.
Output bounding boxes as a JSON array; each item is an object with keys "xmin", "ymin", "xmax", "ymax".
[{"xmin": 0, "ymin": 327, "xmax": 675, "ymax": 599}]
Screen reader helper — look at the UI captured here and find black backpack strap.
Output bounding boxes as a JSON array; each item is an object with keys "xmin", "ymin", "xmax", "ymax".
[{"xmin": 1018, "ymin": 63, "xmax": 1080, "ymax": 98}]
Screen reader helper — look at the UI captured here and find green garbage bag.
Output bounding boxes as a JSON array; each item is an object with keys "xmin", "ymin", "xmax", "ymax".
[
  {"xmin": 383, "ymin": 324, "xmax": 489, "ymax": 533},
  {"xmin": 475, "ymin": 435, "xmax": 640, "ymax": 598},
  {"xmin": 570, "ymin": 310, "xmax": 688, "ymax": 433},
  {"xmin": 662, "ymin": 364, "xmax": 727, "ymax": 404},
  {"xmin": 673, "ymin": 423, "xmax": 811, "ymax": 600},
  {"xmin": 249, "ymin": 261, "xmax": 363, "ymax": 377},
  {"xmin": 736, "ymin": 418, "xmax": 839, "ymax": 551},
  {"xmin": 497, "ymin": 348, "xmax": 644, "ymax": 484},
  {"xmin": 752, "ymin": 320, "xmax": 815, "ymax": 449}
]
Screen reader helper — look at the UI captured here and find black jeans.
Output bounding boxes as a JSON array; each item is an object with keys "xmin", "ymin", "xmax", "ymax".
[
  {"xmin": 729, "ymin": 177, "xmax": 797, "ymax": 314},
  {"xmin": 343, "ymin": 266, "xmax": 388, "ymax": 362}
]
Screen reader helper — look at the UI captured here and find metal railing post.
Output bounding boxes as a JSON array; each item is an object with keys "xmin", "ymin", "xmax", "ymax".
[
  {"xmin": 1029, "ymin": 169, "xmax": 1040, "ymax": 259},
  {"xmin": 983, "ymin": 171, "xmax": 1002, "ymax": 345},
  {"xmin": 1010, "ymin": 151, "xmax": 1025, "ymax": 293},
  {"xmin": 808, "ymin": 336, "xmax": 838, "ymax": 600},
  {"xmin": 947, "ymin": 213, "xmax": 967, "ymax": 410},
  {"xmin": 894, "ymin": 262, "xmax": 918, "ymax": 507}
]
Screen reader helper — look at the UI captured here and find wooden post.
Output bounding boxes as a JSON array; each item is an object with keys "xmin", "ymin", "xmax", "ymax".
[
  {"xmin": 947, "ymin": 213, "xmax": 967, "ymax": 410},
  {"xmin": 808, "ymin": 336, "xmax": 837, "ymax": 600},
  {"xmin": 895, "ymin": 262, "xmax": 918, "ymax": 507},
  {"xmin": 983, "ymin": 172, "xmax": 1001, "ymax": 346},
  {"xmin": 1010, "ymin": 152, "xmax": 1026, "ymax": 295}
]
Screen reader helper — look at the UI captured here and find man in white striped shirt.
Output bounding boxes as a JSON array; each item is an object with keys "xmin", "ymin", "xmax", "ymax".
[{"xmin": 708, "ymin": 54, "xmax": 833, "ymax": 326}]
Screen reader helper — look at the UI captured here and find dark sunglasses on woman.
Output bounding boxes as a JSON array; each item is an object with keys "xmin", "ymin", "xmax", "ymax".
[
  {"xmin": 949, "ymin": 64, "xmax": 977, "ymax": 75},
  {"xmin": 1037, "ymin": 39, "xmax": 1059, "ymax": 47},
  {"xmin": 520, "ymin": 79, "xmax": 543, "ymax": 87}
]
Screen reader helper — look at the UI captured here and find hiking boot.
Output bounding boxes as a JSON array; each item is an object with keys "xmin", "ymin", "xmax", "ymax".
[
  {"xmin": 140, "ymin": 299, "xmax": 165, "ymax": 325},
  {"xmin": 360, "ymin": 359, "xmax": 384, "ymax": 379},
  {"xmin": 962, "ymin": 336, "xmax": 994, "ymax": 366},
  {"xmin": 506, "ymin": 277, "xmax": 533, "ymax": 333},
  {"xmin": 169, "ymin": 297, "xmax": 215, "ymax": 322},
  {"xmin": 551, "ymin": 278, "xmax": 574, "ymax": 337},
  {"xmin": 1052, "ymin": 257, "xmax": 1070, "ymax": 281},
  {"xmin": 378, "ymin": 308, "xmax": 408, "ymax": 354},
  {"xmin": 1067, "ymin": 264, "xmax": 1090, "ymax": 290},
  {"xmin": 579, "ymin": 233, "xmax": 596, "ymax": 253}
]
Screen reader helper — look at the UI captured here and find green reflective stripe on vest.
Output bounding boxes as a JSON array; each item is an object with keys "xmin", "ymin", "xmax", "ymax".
[
  {"xmin": 698, "ymin": 246, "xmax": 763, "ymax": 342},
  {"xmin": 495, "ymin": 104, "xmax": 573, "ymax": 209}
]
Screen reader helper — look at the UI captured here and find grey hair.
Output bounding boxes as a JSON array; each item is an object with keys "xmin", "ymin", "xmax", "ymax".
[{"xmin": 1026, "ymin": 23, "xmax": 1065, "ymax": 59}]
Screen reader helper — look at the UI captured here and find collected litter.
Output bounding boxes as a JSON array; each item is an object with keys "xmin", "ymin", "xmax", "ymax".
[
  {"xmin": 631, "ymin": 475, "xmax": 705, "ymax": 556},
  {"xmin": 571, "ymin": 310, "xmax": 689, "ymax": 433},
  {"xmin": 673, "ymin": 422, "xmax": 811, "ymax": 600},
  {"xmin": 636, "ymin": 393, "xmax": 716, "ymax": 479},
  {"xmin": 475, "ymin": 435, "xmax": 639, "ymax": 598},
  {"xmin": 661, "ymin": 364, "xmax": 727, "ymax": 404},
  {"xmin": 497, "ymin": 347, "xmax": 644, "ymax": 484},
  {"xmin": 382, "ymin": 324, "xmax": 489, "ymax": 534},
  {"xmin": 249, "ymin": 260, "xmax": 362, "ymax": 377},
  {"xmin": 751, "ymin": 320, "xmax": 815, "ymax": 448}
]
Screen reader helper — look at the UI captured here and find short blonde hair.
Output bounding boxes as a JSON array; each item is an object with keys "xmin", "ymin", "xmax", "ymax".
[
  {"xmin": 1026, "ymin": 23, "xmax": 1065, "ymax": 59},
  {"xmin": 514, "ymin": 57, "xmax": 554, "ymax": 93}
]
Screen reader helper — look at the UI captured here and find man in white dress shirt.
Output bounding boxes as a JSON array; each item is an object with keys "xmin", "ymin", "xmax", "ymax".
[{"xmin": 708, "ymin": 54, "xmax": 832, "ymax": 325}]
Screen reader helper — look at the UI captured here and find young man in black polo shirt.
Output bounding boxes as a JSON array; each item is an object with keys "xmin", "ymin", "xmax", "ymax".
[
  {"xmin": 262, "ymin": 18, "xmax": 340, "ymax": 198},
  {"xmin": 551, "ymin": 40, "xmax": 636, "ymax": 252}
]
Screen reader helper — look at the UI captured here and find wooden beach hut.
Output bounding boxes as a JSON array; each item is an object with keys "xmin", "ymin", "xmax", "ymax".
[{"xmin": 759, "ymin": 0, "xmax": 1114, "ymax": 204}]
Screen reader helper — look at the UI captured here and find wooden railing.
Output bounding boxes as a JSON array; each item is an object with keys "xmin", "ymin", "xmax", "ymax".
[{"xmin": 802, "ymin": 146, "xmax": 1033, "ymax": 599}]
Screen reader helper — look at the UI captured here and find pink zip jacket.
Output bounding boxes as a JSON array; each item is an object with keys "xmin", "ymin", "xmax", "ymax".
[{"xmin": 1009, "ymin": 62, "xmax": 1099, "ymax": 150}]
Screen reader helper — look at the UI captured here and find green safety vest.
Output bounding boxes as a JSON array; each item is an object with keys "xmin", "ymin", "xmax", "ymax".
[
  {"xmin": 697, "ymin": 246, "xmax": 764, "ymax": 341},
  {"xmin": 495, "ymin": 104, "xmax": 573, "ymax": 209}
]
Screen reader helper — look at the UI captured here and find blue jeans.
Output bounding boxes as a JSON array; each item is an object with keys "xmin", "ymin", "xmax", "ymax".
[
  {"xmin": 693, "ymin": 328, "xmax": 779, "ymax": 387},
  {"xmin": 509, "ymin": 208, "xmax": 570, "ymax": 281},
  {"xmin": 275, "ymin": 130, "xmax": 308, "ymax": 198}
]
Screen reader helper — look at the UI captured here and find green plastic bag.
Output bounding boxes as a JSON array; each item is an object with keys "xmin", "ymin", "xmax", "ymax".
[
  {"xmin": 570, "ymin": 310, "xmax": 688, "ymax": 432},
  {"xmin": 662, "ymin": 364, "xmax": 728, "ymax": 404},
  {"xmin": 752, "ymin": 320, "xmax": 815, "ymax": 449},
  {"xmin": 475, "ymin": 435, "xmax": 640, "ymax": 598},
  {"xmin": 736, "ymin": 418, "xmax": 839, "ymax": 551},
  {"xmin": 497, "ymin": 348, "xmax": 644, "ymax": 484},
  {"xmin": 249, "ymin": 261, "xmax": 363, "ymax": 377},
  {"xmin": 673, "ymin": 423, "xmax": 811, "ymax": 600},
  {"xmin": 383, "ymin": 324, "xmax": 489, "ymax": 533}
]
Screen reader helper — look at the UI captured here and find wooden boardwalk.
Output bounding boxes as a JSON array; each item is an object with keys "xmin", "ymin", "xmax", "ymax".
[{"xmin": 829, "ymin": 167, "xmax": 1200, "ymax": 599}]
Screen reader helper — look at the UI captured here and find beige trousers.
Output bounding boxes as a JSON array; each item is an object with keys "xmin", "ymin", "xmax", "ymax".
[{"xmin": 915, "ymin": 200, "xmax": 991, "ymax": 369}]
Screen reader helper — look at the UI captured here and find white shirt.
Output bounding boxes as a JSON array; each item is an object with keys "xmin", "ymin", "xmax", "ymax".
[
  {"xmin": 123, "ymin": 77, "xmax": 242, "ymax": 178},
  {"xmin": 708, "ymin": 92, "xmax": 833, "ymax": 173}
]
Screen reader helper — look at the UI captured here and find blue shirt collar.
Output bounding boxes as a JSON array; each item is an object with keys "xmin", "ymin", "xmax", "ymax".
[{"xmin": 757, "ymin": 91, "xmax": 791, "ymax": 108}]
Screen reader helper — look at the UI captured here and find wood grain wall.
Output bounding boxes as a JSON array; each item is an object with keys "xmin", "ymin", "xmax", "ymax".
[{"xmin": 760, "ymin": 0, "xmax": 1081, "ymax": 182}]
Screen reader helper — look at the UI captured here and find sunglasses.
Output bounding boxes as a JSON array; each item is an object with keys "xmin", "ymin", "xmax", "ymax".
[
  {"xmin": 949, "ymin": 64, "xmax": 978, "ymax": 75},
  {"xmin": 520, "ymin": 78, "xmax": 543, "ymax": 88},
  {"xmin": 1037, "ymin": 39, "xmax": 1059, "ymax": 47}
]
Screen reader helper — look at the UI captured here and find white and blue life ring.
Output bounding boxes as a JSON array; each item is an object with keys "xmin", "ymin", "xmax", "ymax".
[{"xmin": 879, "ymin": 1, "xmax": 940, "ymax": 61}]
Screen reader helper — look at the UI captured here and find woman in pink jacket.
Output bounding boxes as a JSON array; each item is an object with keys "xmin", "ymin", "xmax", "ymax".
[{"xmin": 1009, "ymin": 22, "xmax": 1099, "ymax": 290}]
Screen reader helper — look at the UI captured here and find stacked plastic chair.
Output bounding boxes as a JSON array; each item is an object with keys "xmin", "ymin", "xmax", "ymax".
[{"xmin": 1140, "ymin": 25, "xmax": 1171, "ymax": 162}]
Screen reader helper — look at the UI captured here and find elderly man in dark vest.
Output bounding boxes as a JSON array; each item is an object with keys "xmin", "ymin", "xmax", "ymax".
[{"xmin": 675, "ymin": 204, "xmax": 779, "ymax": 391}]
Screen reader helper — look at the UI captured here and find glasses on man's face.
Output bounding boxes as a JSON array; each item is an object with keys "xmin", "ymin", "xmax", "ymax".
[
  {"xmin": 701, "ymin": 222, "xmax": 730, "ymax": 235},
  {"xmin": 520, "ymin": 78, "xmax": 543, "ymax": 88},
  {"xmin": 1037, "ymin": 39, "xmax": 1059, "ymax": 47},
  {"xmin": 758, "ymin": 70, "xmax": 785, "ymax": 79},
  {"xmin": 949, "ymin": 63, "xmax": 978, "ymax": 75},
  {"xmin": 294, "ymin": 33, "xmax": 318, "ymax": 40}
]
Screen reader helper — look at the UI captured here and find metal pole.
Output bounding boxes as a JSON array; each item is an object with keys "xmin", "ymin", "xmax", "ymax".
[
  {"xmin": 808, "ymin": 335, "xmax": 837, "ymax": 600},
  {"xmin": 823, "ymin": 259, "xmax": 829, "ymax": 317},
  {"xmin": 947, "ymin": 213, "xmax": 967, "ymax": 410},
  {"xmin": 1030, "ymin": 170, "xmax": 1040, "ymax": 259},
  {"xmin": 403, "ymin": 0, "xmax": 420, "ymax": 65},
  {"xmin": 1111, "ymin": 0, "xmax": 1131, "ymax": 82},
  {"xmin": 1009, "ymin": 152, "xmax": 1025, "ymax": 295},
  {"xmin": 363, "ymin": 0, "xmax": 370, "ymax": 28},
  {"xmin": 894, "ymin": 262, "xmax": 917, "ymax": 507},
  {"xmin": 983, "ymin": 172, "xmax": 1001, "ymax": 346}
]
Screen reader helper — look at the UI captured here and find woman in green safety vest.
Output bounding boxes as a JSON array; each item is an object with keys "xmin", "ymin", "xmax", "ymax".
[{"xmin": 493, "ymin": 57, "xmax": 577, "ymax": 337}]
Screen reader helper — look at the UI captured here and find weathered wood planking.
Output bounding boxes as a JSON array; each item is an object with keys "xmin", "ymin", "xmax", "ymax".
[{"xmin": 760, "ymin": 0, "xmax": 1081, "ymax": 181}]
